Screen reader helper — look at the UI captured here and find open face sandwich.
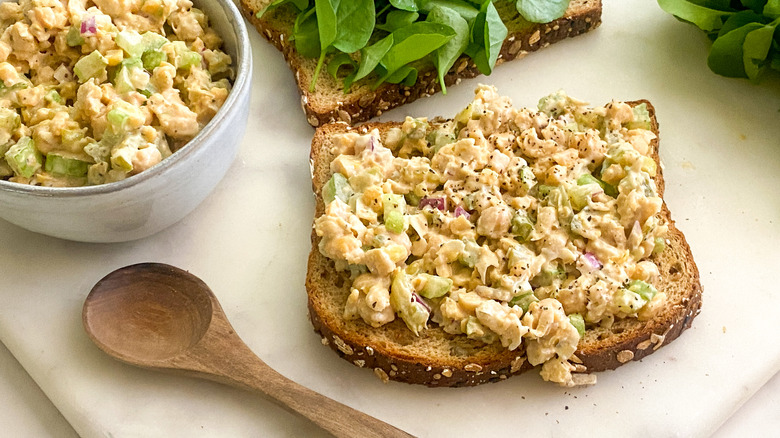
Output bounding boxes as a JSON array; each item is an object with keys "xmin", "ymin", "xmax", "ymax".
[
  {"xmin": 240, "ymin": 0, "xmax": 602, "ymax": 127},
  {"xmin": 306, "ymin": 85, "xmax": 702, "ymax": 387}
]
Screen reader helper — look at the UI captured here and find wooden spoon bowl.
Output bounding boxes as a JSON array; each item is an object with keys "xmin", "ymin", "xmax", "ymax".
[{"xmin": 83, "ymin": 263, "xmax": 412, "ymax": 438}]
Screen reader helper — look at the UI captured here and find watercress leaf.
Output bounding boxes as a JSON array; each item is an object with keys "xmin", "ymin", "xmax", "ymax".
[
  {"xmin": 328, "ymin": 52, "xmax": 357, "ymax": 79},
  {"xmin": 420, "ymin": 0, "xmax": 480, "ymax": 21},
  {"xmin": 764, "ymin": 0, "xmax": 780, "ymax": 18},
  {"xmin": 740, "ymin": 0, "xmax": 768, "ymax": 14},
  {"xmin": 390, "ymin": 0, "xmax": 420, "ymax": 11},
  {"xmin": 293, "ymin": 7, "xmax": 321, "ymax": 58},
  {"xmin": 657, "ymin": 0, "xmax": 735, "ymax": 31},
  {"xmin": 354, "ymin": 34, "xmax": 394, "ymax": 82},
  {"xmin": 427, "ymin": 5, "xmax": 470, "ymax": 93},
  {"xmin": 515, "ymin": 0, "xmax": 570, "ymax": 24},
  {"xmin": 707, "ymin": 22, "xmax": 763, "ymax": 77},
  {"xmin": 380, "ymin": 21, "xmax": 455, "ymax": 73},
  {"xmin": 377, "ymin": 10, "xmax": 420, "ymax": 32},
  {"xmin": 315, "ymin": 0, "xmax": 338, "ymax": 50},
  {"xmin": 472, "ymin": 1, "xmax": 507, "ymax": 75},
  {"xmin": 718, "ymin": 10, "xmax": 766, "ymax": 37},
  {"xmin": 743, "ymin": 23, "xmax": 777, "ymax": 80},
  {"xmin": 333, "ymin": 0, "xmax": 376, "ymax": 53}
]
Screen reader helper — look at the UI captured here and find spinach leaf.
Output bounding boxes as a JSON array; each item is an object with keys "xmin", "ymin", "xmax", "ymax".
[
  {"xmin": 350, "ymin": 34, "xmax": 395, "ymax": 86},
  {"xmin": 328, "ymin": 52, "xmax": 357, "ymax": 79},
  {"xmin": 718, "ymin": 10, "xmax": 766, "ymax": 37},
  {"xmin": 427, "ymin": 5, "xmax": 470, "ymax": 93},
  {"xmin": 377, "ymin": 10, "xmax": 420, "ymax": 32},
  {"xmin": 743, "ymin": 23, "xmax": 777, "ymax": 79},
  {"xmin": 469, "ymin": 1, "xmax": 508, "ymax": 76},
  {"xmin": 515, "ymin": 0, "xmax": 571, "ymax": 24},
  {"xmin": 293, "ymin": 6, "xmax": 321, "ymax": 58},
  {"xmin": 333, "ymin": 0, "xmax": 376, "ymax": 53},
  {"xmin": 315, "ymin": 0, "xmax": 338, "ymax": 50},
  {"xmin": 256, "ymin": 0, "xmax": 310, "ymax": 19},
  {"xmin": 384, "ymin": 65, "xmax": 419, "ymax": 86},
  {"xmin": 658, "ymin": 0, "xmax": 734, "ymax": 31},
  {"xmin": 707, "ymin": 22, "xmax": 763, "ymax": 76},
  {"xmin": 741, "ymin": 0, "xmax": 768, "ymax": 14},
  {"xmin": 390, "ymin": 0, "xmax": 420, "ymax": 11},
  {"xmin": 380, "ymin": 21, "xmax": 455, "ymax": 74},
  {"xmin": 420, "ymin": 0, "xmax": 480, "ymax": 21},
  {"xmin": 765, "ymin": 0, "xmax": 780, "ymax": 18}
]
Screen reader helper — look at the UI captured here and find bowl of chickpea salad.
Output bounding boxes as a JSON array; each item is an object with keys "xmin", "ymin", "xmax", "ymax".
[{"xmin": 0, "ymin": 0, "xmax": 251, "ymax": 242}]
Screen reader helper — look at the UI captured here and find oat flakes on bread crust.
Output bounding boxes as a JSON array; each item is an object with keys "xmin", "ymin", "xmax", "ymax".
[
  {"xmin": 240, "ymin": 0, "xmax": 602, "ymax": 127},
  {"xmin": 305, "ymin": 98, "xmax": 702, "ymax": 387}
]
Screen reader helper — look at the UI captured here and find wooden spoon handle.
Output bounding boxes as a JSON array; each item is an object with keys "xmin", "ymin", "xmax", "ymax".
[{"xmin": 177, "ymin": 313, "xmax": 414, "ymax": 437}]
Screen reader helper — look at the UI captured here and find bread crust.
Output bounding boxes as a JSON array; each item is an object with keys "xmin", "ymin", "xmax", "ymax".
[
  {"xmin": 240, "ymin": 0, "xmax": 603, "ymax": 127},
  {"xmin": 305, "ymin": 101, "xmax": 702, "ymax": 387}
]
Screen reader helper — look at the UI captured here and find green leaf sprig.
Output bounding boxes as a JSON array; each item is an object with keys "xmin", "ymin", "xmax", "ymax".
[
  {"xmin": 257, "ymin": 0, "xmax": 572, "ymax": 92},
  {"xmin": 658, "ymin": 0, "xmax": 780, "ymax": 82}
]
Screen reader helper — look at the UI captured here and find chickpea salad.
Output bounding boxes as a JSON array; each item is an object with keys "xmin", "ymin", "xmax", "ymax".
[
  {"xmin": 0, "ymin": 0, "xmax": 233, "ymax": 186},
  {"xmin": 314, "ymin": 85, "xmax": 668, "ymax": 386}
]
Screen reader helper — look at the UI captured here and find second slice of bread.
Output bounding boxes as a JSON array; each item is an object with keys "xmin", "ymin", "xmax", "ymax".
[{"xmin": 240, "ymin": 0, "xmax": 603, "ymax": 127}]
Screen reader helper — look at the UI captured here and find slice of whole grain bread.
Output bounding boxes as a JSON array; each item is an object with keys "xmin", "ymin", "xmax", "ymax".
[
  {"xmin": 240, "ymin": 0, "xmax": 602, "ymax": 127},
  {"xmin": 305, "ymin": 99, "xmax": 702, "ymax": 387}
]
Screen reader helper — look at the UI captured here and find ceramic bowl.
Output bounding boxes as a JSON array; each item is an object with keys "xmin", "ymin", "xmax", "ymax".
[{"xmin": 0, "ymin": 0, "xmax": 252, "ymax": 243}]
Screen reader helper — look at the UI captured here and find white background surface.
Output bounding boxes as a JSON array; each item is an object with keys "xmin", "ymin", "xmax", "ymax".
[{"xmin": 1, "ymin": 0, "xmax": 779, "ymax": 437}]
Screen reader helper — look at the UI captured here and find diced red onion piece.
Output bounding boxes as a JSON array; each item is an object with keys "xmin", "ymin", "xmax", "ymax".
[
  {"xmin": 583, "ymin": 252, "xmax": 602, "ymax": 270},
  {"xmin": 419, "ymin": 197, "xmax": 446, "ymax": 211},
  {"xmin": 454, "ymin": 206, "xmax": 470, "ymax": 219},
  {"xmin": 81, "ymin": 16, "xmax": 96, "ymax": 35},
  {"xmin": 411, "ymin": 292, "xmax": 431, "ymax": 313}
]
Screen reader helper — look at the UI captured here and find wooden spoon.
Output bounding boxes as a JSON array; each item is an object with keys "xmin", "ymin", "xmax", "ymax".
[{"xmin": 82, "ymin": 262, "xmax": 413, "ymax": 438}]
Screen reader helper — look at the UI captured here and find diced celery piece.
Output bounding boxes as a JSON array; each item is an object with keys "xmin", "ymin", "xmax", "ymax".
[
  {"xmin": 390, "ymin": 271, "xmax": 430, "ymax": 336},
  {"xmin": 0, "ymin": 108, "xmax": 20, "ymax": 144},
  {"xmin": 457, "ymin": 238, "xmax": 480, "ymax": 268},
  {"xmin": 530, "ymin": 263, "xmax": 566, "ymax": 288},
  {"xmin": 44, "ymin": 89, "xmax": 63, "ymax": 104},
  {"xmin": 141, "ymin": 32, "xmax": 168, "ymax": 51},
  {"xmin": 577, "ymin": 172, "xmax": 617, "ymax": 197},
  {"xmin": 61, "ymin": 128, "xmax": 85, "ymax": 147},
  {"xmin": 107, "ymin": 107, "xmax": 130, "ymax": 130},
  {"xmin": 417, "ymin": 274, "xmax": 452, "ymax": 299},
  {"xmin": 74, "ymin": 51, "xmax": 108, "ymax": 82},
  {"xmin": 652, "ymin": 236, "xmax": 666, "ymax": 255},
  {"xmin": 627, "ymin": 279, "xmax": 657, "ymax": 302},
  {"xmin": 111, "ymin": 146, "xmax": 134, "ymax": 172},
  {"xmin": 115, "ymin": 30, "xmax": 144, "ymax": 58},
  {"xmin": 113, "ymin": 66, "xmax": 135, "ymax": 94},
  {"xmin": 567, "ymin": 184, "xmax": 598, "ymax": 211},
  {"xmin": 167, "ymin": 41, "xmax": 202, "ymax": 71},
  {"xmin": 626, "ymin": 103, "xmax": 651, "ymax": 130},
  {"xmin": 141, "ymin": 49, "xmax": 165, "ymax": 70},
  {"xmin": 382, "ymin": 193, "xmax": 406, "ymax": 233},
  {"xmin": 322, "ymin": 173, "xmax": 352, "ymax": 204},
  {"xmin": 511, "ymin": 211, "xmax": 534, "ymax": 241},
  {"xmin": 45, "ymin": 153, "xmax": 89, "ymax": 177},
  {"xmin": 536, "ymin": 184, "xmax": 555, "ymax": 197},
  {"xmin": 4, "ymin": 137, "xmax": 42, "ymax": 178},
  {"xmin": 84, "ymin": 141, "xmax": 110, "ymax": 163},
  {"xmin": 613, "ymin": 288, "xmax": 645, "ymax": 314},
  {"xmin": 509, "ymin": 292, "xmax": 538, "ymax": 313},
  {"xmin": 177, "ymin": 50, "xmax": 202, "ymax": 70},
  {"xmin": 66, "ymin": 26, "xmax": 84, "ymax": 47},
  {"xmin": 518, "ymin": 166, "xmax": 536, "ymax": 192},
  {"xmin": 568, "ymin": 313, "xmax": 585, "ymax": 337}
]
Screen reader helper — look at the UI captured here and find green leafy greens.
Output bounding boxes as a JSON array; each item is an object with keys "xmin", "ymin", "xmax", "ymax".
[
  {"xmin": 257, "ymin": 0, "xmax": 572, "ymax": 92},
  {"xmin": 658, "ymin": 0, "xmax": 780, "ymax": 82}
]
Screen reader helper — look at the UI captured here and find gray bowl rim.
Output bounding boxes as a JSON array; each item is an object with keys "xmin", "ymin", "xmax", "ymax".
[{"xmin": 0, "ymin": 0, "xmax": 252, "ymax": 199}]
